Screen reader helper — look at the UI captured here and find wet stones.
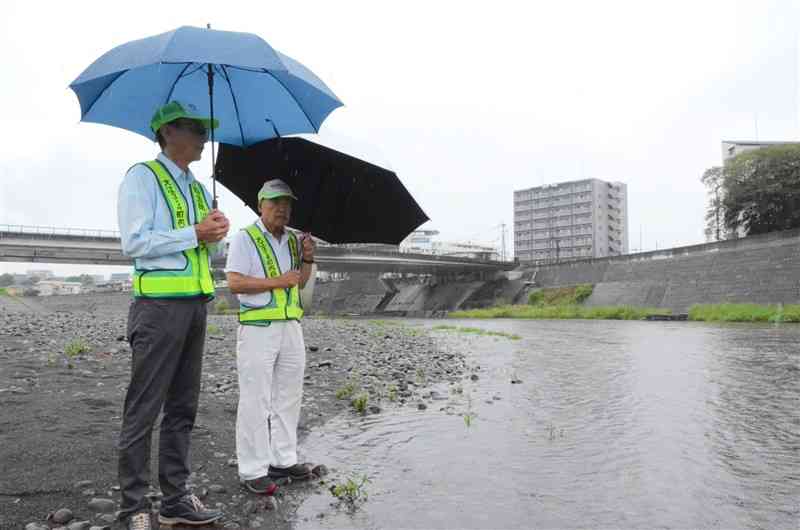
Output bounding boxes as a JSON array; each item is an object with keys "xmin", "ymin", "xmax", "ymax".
[
  {"xmin": 73, "ymin": 480, "xmax": 93, "ymax": 490},
  {"xmin": 49, "ymin": 508, "xmax": 74, "ymax": 524},
  {"xmin": 87, "ymin": 498, "xmax": 116, "ymax": 514},
  {"xmin": 96, "ymin": 514, "xmax": 116, "ymax": 525}
]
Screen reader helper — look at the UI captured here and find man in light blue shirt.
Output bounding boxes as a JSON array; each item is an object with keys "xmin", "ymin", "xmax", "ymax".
[{"xmin": 116, "ymin": 100, "xmax": 229, "ymax": 530}]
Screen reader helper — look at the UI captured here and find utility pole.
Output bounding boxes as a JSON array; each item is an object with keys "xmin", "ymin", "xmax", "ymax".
[{"xmin": 500, "ymin": 223, "xmax": 507, "ymax": 261}]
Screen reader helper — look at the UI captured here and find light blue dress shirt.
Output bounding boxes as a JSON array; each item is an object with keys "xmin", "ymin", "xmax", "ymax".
[{"xmin": 118, "ymin": 152, "xmax": 218, "ymax": 271}]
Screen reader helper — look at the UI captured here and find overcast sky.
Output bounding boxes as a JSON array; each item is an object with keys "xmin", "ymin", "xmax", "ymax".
[{"xmin": 1, "ymin": 0, "xmax": 799, "ymax": 277}]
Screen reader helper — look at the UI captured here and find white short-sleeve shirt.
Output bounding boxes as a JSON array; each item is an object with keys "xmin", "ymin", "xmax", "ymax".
[{"xmin": 225, "ymin": 219, "xmax": 296, "ymax": 307}]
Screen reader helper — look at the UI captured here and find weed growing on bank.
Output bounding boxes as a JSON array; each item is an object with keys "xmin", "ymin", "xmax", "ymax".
[
  {"xmin": 65, "ymin": 338, "xmax": 90, "ymax": 357},
  {"xmin": 331, "ymin": 474, "xmax": 370, "ymax": 511},
  {"xmin": 351, "ymin": 393, "xmax": 369, "ymax": 414},
  {"xmin": 528, "ymin": 284, "xmax": 594, "ymax": 306},
  {"xmin": 335, "ymin": 381, "xmax": 358, "ymax": 400},
  {"xmin": 463, "ymin": 393, "xmax": 475, "ymax": 428}
]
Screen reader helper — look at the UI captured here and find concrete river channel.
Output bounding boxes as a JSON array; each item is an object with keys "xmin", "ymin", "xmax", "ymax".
[{"xmin": 293, "ymin": 319, "xmax": 799, "ymax": 530}]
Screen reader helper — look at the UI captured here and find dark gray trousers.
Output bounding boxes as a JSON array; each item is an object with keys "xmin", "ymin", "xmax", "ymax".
[{"xmin": 118, "ymin": 297, "xmax": 207, "ymax": 519}]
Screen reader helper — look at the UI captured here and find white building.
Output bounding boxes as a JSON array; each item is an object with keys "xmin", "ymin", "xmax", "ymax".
[
  {"xmin": 399, "ymin": 230, "xmax": 440, "ymax": 253},
  {"xmin": 432, "ymin": 241, "xmax": 498, "ymax": 260},
  {"xmin": 514, "ymin": 178, "xmax": 628, "ymax": 263},
  {"xmin": 35, "ymin": 281, "xmax": 82, "ymax": 296},
  {"xmin": 400, "ymin": 230, "xmax": 498, "ymax": 260},
  {"xmin": 721, "ymin": 140, "xmax": 800, "ymax": 163},
  {"xmin": 27, "ymin": 269, "xmax": 54, "ymax": 280}
]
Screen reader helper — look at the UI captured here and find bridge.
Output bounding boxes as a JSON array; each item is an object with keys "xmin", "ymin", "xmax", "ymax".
[{"xmin": 0, "ymin": 225, "xmax": 517, "ymax": 275}]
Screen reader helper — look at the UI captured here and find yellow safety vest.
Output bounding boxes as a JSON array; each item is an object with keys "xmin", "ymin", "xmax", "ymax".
[
  {"xmin": 238, "ymin": 224, "xmax": 304, "ymax": 324},
  {"xmin": 132, "ymin": 160, "xmax": 214, "ymax": 299}
]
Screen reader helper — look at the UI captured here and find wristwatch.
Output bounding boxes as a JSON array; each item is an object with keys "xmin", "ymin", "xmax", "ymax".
[{"xmin": 302, "ymin": 258, "xmax": 314, "ymax": 264}]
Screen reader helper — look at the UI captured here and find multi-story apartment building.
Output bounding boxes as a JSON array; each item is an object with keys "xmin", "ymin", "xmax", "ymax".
[{"xmin": 514, "ymin": 179, "xmax": 628, "ymax": 263}]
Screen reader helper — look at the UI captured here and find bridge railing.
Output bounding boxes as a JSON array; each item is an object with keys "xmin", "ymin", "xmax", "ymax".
[
  {"xmin": 0, "ymin": 224, "xmax": 121, "ymax": 239},
  {"xmin": 0, "ymin": 224, "xmax": 516, "ymax": 267}
]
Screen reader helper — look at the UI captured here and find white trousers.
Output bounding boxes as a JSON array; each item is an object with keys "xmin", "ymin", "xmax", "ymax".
[{"xmin": 235, "ymin": 321, "xmax": 306, "ymax": 480}]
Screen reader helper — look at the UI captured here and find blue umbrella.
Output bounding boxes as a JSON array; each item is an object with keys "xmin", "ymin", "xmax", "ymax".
[{"xmin": 69, "ymin": 25, "xmax": 343, "ymax": 204}]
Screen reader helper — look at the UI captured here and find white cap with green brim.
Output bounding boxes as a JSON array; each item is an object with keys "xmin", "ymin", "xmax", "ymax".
[{"xmin": 258, "ymin": 179, "xmax": 298, "ymax": 201}]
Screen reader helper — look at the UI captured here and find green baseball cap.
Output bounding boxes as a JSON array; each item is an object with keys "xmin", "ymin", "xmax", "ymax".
[
  {"xmin": 150, "ymin": 100, "xmax": 220, "ymax": 134},
  {"xmin": 258, "ymin": 179, "xmax": 298, "ymax": 201}
]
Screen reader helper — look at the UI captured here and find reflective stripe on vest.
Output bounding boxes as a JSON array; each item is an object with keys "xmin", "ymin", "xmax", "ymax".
[
  {"xmin": 132, "ymin": 160, "xmax": 214, "ymax": 299},
  {"xmin": 238, "ymin": 224, "xmax": 304, "ymax": 323}
]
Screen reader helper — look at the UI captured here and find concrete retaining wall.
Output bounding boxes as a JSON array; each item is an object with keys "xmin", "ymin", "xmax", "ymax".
[{"xmin": 530, "ymin": 228, "xmax": 800, "ymax": 312}]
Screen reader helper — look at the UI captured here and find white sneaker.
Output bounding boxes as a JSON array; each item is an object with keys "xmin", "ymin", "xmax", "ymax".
[{"xmin": 127, "ymin": 512, "xmax": 151, "ymax": 530}]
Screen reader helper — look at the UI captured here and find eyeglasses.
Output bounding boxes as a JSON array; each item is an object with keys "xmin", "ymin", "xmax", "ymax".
[{"xmin": 171, "ymin": 119, "xmax": 208, "ymax": 136}]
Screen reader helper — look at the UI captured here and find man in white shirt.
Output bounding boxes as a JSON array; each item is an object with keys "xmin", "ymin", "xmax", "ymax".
[{"xmin": 225, "ymin": 179, "xmax": 316, "ymax": 494}]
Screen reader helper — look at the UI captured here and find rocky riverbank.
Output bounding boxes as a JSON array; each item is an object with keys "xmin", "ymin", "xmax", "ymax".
[{"xmin": 0, "ymin": 293, "xmax": 467, "ymax": 529}]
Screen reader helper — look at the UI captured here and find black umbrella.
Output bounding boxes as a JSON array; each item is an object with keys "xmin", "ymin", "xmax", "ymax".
[{"xmin": 215, "ymin": 137, "xmax": 429, "ymax": 244}]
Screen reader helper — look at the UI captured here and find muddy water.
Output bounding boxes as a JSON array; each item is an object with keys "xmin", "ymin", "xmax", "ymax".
[{"xmin": 293, "ymin": 319, "xmax": 800, "ymax": 530}]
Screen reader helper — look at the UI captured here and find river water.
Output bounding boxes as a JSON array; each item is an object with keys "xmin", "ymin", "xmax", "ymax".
[{"xmin": 293, "ymin": 319, "xmax": 800, "ymax": 530}]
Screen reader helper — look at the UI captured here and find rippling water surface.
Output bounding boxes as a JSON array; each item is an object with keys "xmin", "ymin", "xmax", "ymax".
[{"xmin": 294, "ymin": 320, "xmax": 800, "ymax": 530}]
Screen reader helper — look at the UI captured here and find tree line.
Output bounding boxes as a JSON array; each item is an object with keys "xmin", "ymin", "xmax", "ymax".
[{"xmin": 701, "ymin": 144, "xmax": 800, "ymax": 240}]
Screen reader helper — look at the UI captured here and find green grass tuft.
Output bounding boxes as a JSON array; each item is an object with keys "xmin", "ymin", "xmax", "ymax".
[
  {"xmin": 65, "ymin": 338, "xmax": 90, "ymax": 357},
  {"xmin": 351, "ymin": 393, "xmax": 369, "ymax": 414},
  {"xmin": 432, "ymin": 325, "xmax": 521, "ymax": 339},
  {"xmin": 528, "ymin": 284, "xmax": 595, "ymax": 306},
  {"xmin": 335, "ymin": 382, "xmax": 357, "ymax": 400},
  {"xmin": 331, "ymin": 474, "xmax": 370, "ymax": 511},
  {"xmin": 688, "ymin": 303, "xmax": 800, "ymax": 323}
]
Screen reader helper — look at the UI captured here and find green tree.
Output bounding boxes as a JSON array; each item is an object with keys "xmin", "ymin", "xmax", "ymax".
[
  {"xmin": 722, "ymin": 145, "xmax": 800, "ymax": 236},
  {"xmin": 700, "ymin": 166, "xmax": 727, "ymax": 241},
  {"xmin": 66, "ymin": 274, "xmax": 95, "ymax": 286},
  {"xmin": 0, "ymin": 273, "xmax": 13, "ymax": 287}
]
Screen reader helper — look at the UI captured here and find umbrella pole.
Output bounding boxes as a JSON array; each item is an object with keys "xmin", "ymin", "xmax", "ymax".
[
  {"xmin": 207, "ymin": 62, "xmax": 218, "ymax": 209},
  {"xmin": 206, "ymin": 24, "xmax": 218, "ymax": 209}
]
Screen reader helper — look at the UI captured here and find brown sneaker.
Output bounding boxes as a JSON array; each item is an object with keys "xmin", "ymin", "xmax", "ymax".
[
  {"xmin": 241, "ymin": 476, "xmax": 279, "ymax": 495},
  {"xmin": 268, "ymin": 463, "xmax": 313, "ymax": 481}
]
